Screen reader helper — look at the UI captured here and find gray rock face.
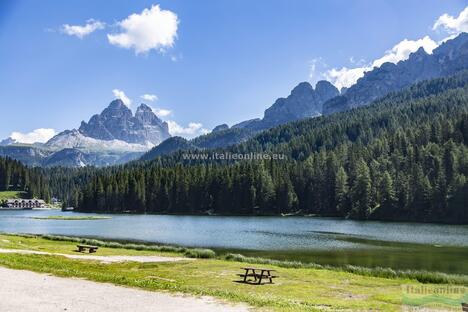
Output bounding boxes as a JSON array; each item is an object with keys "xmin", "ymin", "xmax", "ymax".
[
  {"xmin": 42, "ymin": 148, "xmax": 143, "ymax": 167},
  {"xmin": 232, "ymin": 118, "xmax": 261, "ymax": 129},
  {"xmin": 188, "ymin": 80, "xmax": 338, "ymax": 151},
  {"xmin": 79, "ymin": 100, "xmax": 170, "ymax": 145},
  {"xmin": 212, "ymin": 124, "xmax": 229, "ymax": 132},
  {"xmin": 323, "ymin": 32, "xmax": 468, "ymax": 114},
  {"xmin": 315, "ymin": 80, "xmax": 341, "ymax": 103},
  {"xmin": 262, "ymin": 81, "xmax": 338, "ymax": 127},
  {"xmin": 0, "ymin": 145, "xmax": 52, "ymax": 167}
]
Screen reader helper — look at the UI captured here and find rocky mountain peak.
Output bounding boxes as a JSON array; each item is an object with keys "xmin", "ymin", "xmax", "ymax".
[
  {"xmin": 100, "ymin": 99, "xmax": 132, "ymax": 120},
  {"xmin": 212, "ymin": 124, "xmax": 229, "ymax": 132},
  {"xmin": 412, "ymin": 46, "xmax": 428, "ymax": 58},
  {"xmin": 136, "ymin": 103, "xmax": 153, "ymax": 113},
  {"xmin": 433, "ymin": 32, "xmax": 468, "ymax": 58},
  {"xmin": 108, "ymin": 99, "xmax": 127, "ymax": 109},
  {"xmin": 77, "ymin": 100, "xmax": 170, "ymax": 145},
  {"xmin": 291, "ymin": 81, "xmax": 313, "ymax": 95},
  {"xmin": 261, "ymin": 80, "xmax": 338, "ymax": 127},
  {"xmin": 135, "ymin": 103, "xmax": 163, "ymax": 125},
  {"xmin": 315, "ymin": 80, "xmax": 340, "ymax": 100}
]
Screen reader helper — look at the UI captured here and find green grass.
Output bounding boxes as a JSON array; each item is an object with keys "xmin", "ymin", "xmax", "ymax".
[
  {"xmin": 6, "ymin": 233, "xmax": 467, "ymax": 284},
  {"xmin": 0, "ymin": 233, "xmax": 465, "ymax": 311},
  {"xmin": 223, "ymin": 253, "xmax": 468, "ymax": 286},
  {"xmin": 0, "ymin": 191, "xmax": 26, "ymax": 201},
  {"xmin": 30, "ymin": 216, "xmax": 111, "ymax": 221}
]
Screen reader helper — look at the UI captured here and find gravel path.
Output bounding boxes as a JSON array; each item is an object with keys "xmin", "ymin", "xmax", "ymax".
[
  {"xmin": 0, "ymin": 248, "xmax": 193, "ymax": 263},
  {"xmin": 0, "ymin": 267, "xmax": 250, "ymax": 312}
]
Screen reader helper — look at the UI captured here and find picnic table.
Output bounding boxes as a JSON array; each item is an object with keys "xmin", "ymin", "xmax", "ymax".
[
  {"xmin": 76, "ymin": 244, "xmax": 99, "ymax": 253},
  {"xmin": 239, "ymin": 267, "xmax": 277, "ymax": 284}
]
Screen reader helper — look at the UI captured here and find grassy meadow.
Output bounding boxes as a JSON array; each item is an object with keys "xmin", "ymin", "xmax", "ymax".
[{"xmin": 0, "ymin": 233, "xmax": 466, "ymax": 311}]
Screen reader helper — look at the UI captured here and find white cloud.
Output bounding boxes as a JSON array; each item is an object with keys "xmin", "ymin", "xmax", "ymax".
[
  {"xmin": 61, "ymin": 19, "xmax": 105, "ymax": 39},
  {"xmin": 323, "ymin": 36, "xmax": 438, "ymax": 90},
  {"xmin": 112, "ymin": 89, "xmax": 132, "ymax": 107},
  {"xmin": 10, "ymin": 128, "xmax": 57, "ymax": 144},
  {"xmin": 433, "ymin": 6, "xmax": 468, "ymax": 34},
  {"xmin": 152, "ymin": 108, "xmax": 172, "ymax": 117},
  {"xmin": 371, "ymin": 36, "xmax": 438, "ymax": 68},
  {"xmin": 167, "ymin": 121, "xmax": 209, "ymax": 139},
  {"xmin": 107, "ymin": 5, "xmax": 179, "ymax": 54},
  {"xmin": 141, "ymin": 94, "xmax": 158, "ymax": 101},
  {"xmin": 324, "ymin": 67, "xmax": 368, "ymax": 91}
]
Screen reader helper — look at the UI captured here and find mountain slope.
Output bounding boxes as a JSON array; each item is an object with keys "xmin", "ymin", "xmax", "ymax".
[
  {"xmin": 144, "ymin": 32, "xmax": 468, "ymax": 159},
  {"xmin": 140, "ymin": 127, "xmax": 254, "ymax": 160},
  {"xmin": 142, "ymin": 80, "xmax": 338, "ymax": 159},
  {"xmin": 0, "ymin": 146, "xmax": 51, "ymax": 167},
  {"xmin": 323, "ymin": 32, "xmax": 468, "ymax": 114},
  {"xmin": 147, "ymin": 71, "xmax": 468, "ymax": 165},
  {"xmin": 140, "ymin": 137, "xmax": 197, "ymax": 161},
  {"xmin": 45, "ymin": 129, "xmax": 151, "ymax": 152}
]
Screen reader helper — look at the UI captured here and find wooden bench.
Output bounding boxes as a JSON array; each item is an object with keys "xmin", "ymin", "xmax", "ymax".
[
  {"xmin": 239, "ymin": 267, "xmax": 278, "ymax": 284},
  {"xmin": 462, "ymin": 302, "xmax": 468, "ymax": 312},
  {"xmin": 77, "ymin": 244, "xmax": 99, "ymax": 253}
]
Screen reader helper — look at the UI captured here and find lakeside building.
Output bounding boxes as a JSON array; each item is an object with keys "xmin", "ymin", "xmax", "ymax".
[{"xmin": 2, "ymin": 199, "xmax": 46, "ymax": 209}]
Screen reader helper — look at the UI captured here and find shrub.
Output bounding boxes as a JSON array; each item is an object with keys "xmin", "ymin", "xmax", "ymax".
[{"xmin": 184, "ymin": 248, "xmax": 216, "ymax": 259}]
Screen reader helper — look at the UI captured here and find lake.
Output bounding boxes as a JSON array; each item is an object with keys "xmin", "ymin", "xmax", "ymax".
[{"xmin": 1, "ymin": 210, "xmax": 467, "ymax": 274}]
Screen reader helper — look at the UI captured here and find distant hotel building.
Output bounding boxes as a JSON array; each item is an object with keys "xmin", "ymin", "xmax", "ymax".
[{"xmin": 3, "ymin": 199, "xmax": 46, "ymax": 209}]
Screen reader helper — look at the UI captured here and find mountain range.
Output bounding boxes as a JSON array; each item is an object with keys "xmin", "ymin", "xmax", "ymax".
[
  {"xmin": 2, "ymin": 32, "xmax": 468, "ymax": 166},
  {"xmin": 142, "ymin": 33, "xmax": 468, "ymax": 160},
  {"xmin": 0, "ymin": 101, "xmax": 170, "ymax": 167},
  {"xmin": 323, "ymin": 32, "xmax": 468, "ymax": 114}
]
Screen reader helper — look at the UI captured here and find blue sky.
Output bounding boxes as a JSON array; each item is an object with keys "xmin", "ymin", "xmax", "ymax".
[{"xmin": 0, "ymin": 0, "xmax": 467, "ymax": 141}]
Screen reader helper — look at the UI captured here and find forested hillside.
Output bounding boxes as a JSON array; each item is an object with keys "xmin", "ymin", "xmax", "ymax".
[
  {"xmin": 0, "ymin": 157, "xmax": 51, "ymax": 201},
  {"xmin": 74, "ymin": 73, "xmax": 468, "ymax": 223}
]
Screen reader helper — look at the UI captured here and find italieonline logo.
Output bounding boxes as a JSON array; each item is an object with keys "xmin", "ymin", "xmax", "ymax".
[{"xmin": 402, "ymin": 285, "xmax": 468, "ymax": 311}]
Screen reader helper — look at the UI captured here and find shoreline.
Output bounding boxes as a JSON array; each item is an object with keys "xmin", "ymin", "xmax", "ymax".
[{"xmin": 67, "ymin": 210, "xmax": 468, "ymax": 225}]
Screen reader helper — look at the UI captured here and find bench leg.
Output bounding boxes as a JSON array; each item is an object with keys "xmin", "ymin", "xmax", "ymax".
[
  {"xmin": 257, "ymin": 276, "xmax": 263, "ymax": 284},
  {"xmin": 243, "ymin": 270, "xmax": 249, "ymax": 282},
  {"xmin": 257, "ymin": 271, "xmax": 263, "ymax": 285}
]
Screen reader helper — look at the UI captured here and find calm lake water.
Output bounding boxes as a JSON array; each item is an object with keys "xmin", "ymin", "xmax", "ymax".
[{"xmin": 1, "ymin": 210, "xmax": 467, "ymax": 274}]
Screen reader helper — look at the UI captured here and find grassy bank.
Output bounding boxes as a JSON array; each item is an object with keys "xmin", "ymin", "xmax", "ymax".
[
  {"xmin": 0, "ymin": 234, "xmax": 466, "ymax": 311},
  {"xmin": 0, "ymin": 191, "xmax": 26, "ymax": 201},
  {"xmin": 9, "ymin": 233, "xmax": 467, "ymax": 285}
]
